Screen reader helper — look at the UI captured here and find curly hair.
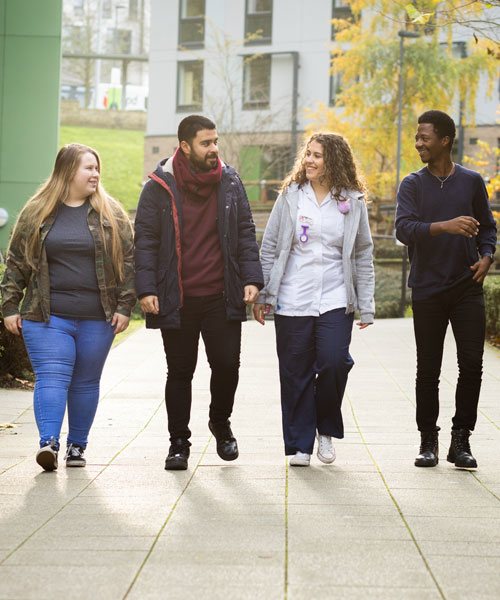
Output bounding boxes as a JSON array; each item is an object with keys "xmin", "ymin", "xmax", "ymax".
[{"xmin": 281, "ymin": 132, "xmax": 365, "ymax": 198}]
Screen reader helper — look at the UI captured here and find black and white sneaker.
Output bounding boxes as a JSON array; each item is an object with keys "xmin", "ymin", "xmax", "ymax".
[
  {"xmin": 65, "ymin": 444, "xmax": 86, "ymax": 467},
  {"xmin": 36, "ymin": 438, "xmax": 59, "ymax": 471}
]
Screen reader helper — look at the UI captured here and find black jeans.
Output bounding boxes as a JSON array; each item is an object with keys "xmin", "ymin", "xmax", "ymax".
[
  {"xmin": 161, "ymin": 294, "xmax": 241, "ymax": 443},
  {"xmin": 412, "ymin": 277, "xmax": 485, "ymax": 433}
]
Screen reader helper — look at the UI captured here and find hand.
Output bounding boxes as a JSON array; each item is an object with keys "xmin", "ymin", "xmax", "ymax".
[
  {"xmin": 3, "ymin": 314, "xmax": 22, "ymax": 335},
  {"xmin": 441, "ymin": 216, "xmax": 479, "ymax": 238},
  {"xmin": 140, "ymin": 295, "xmax": 159, "ymax": 314},
  {"xmin": 253, "ymin": 303, "xmax": 271, "ymax": 325},
  {"xmin": 470, "ymin": 256, "xmax": 492, "ymax": 283},
  {"xmin": 111, "ymin": 313, "xmax": 130, "ymax": 334},
  {"xmin": 243, "ymin": 285, "xmax": 259, "ymax": 304},
  {"xmin": 356, "ymin": 321, "xmax": 373, "ymax": 330}
]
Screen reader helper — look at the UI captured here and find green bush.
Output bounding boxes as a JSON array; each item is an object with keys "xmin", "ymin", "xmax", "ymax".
[
  {"xmin": 374, "ymin": 263, "xmax": 411, "ymax": 318},
  {"xmin": 0, "ymin": 263, "xmax": 33, "ymax": 380},
  {"xmin": 484, "ymin": 276, "xmax": 500, "ymax": 338},
  {"xmin": 373, "ymin": 238, "xmax": 405, "ymax": 259}
]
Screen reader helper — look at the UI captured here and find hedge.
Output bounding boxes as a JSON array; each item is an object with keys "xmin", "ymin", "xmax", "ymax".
[
  {"xmin": 484, "ymin": 276, "xmax": 500, "ymax": 339},
  {"xmin": 0, "ymin": 263, "xmax": 33, "ymax": 380}
]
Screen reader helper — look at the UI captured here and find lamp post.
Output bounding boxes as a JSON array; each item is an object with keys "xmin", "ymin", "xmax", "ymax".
[
  {"xmin": 114, "ymin": 4, "xmax": 127, "ymax": 109},
  {"xmin": 396, "ymin": 29, "xmax": 420, "ymax": 317},
  {"xmin": 395, "ymin": 30, "xmax": 420, "ymax": 193},
  {"xmin": 93, "ymin": 0, "xmax": 102, "ymax": 108},
  {"xmin": 455, "ymin": 41, "xmax": 467, "ymax": 165}
]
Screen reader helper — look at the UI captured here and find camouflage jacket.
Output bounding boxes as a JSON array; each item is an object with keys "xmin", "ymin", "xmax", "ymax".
[{"xmin": 1, "ymin": 203, "xmax": 136, "ymax": 322}]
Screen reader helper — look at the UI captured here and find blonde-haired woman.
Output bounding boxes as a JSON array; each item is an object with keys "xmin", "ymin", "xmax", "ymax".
[
  {"xmin": 1, "ymin": 143, "xmax": 135, "ymax": 471},
  {"xmin": 253, "ymin": 133, "xmax": 375, "ymax": 466}
]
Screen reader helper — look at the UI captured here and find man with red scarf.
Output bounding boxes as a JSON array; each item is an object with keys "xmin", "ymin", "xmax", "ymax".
[{"xmin": 134, "ymin": 115, "xmax": 264, "ymax": 470}]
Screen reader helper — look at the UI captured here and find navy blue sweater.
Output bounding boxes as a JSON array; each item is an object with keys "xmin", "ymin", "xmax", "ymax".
[{"xmin": 395, "ymin": 164, "xmax": 497, "ymax": 300}]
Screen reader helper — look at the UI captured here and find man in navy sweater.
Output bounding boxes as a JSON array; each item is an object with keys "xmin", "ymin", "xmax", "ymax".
[{"xmin": 396, "ymin": 110, "xmax": 497, "ymax": 469}]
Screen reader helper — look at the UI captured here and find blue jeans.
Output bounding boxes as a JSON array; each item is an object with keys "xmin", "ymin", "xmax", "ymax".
[
  {"xmin": 22, "ymin": 316, "xmax": 115, "ymax": 449},
  {"xmin": 275, "ymin": 308, "xmax": 354, "ymax": 455}
]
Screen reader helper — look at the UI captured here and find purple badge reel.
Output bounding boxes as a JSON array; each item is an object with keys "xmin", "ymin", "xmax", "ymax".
[{"xmin": 299, "ymin": 225, "xmax": 309, "ymax": 243}]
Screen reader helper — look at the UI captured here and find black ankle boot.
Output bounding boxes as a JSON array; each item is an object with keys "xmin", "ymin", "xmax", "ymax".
[
  {"xmin": 165, "ymin": 438, "xmax": 190, "ymax": 471},
  {"xmin": 415, "ymin": 431, "xmax": 439, "ymax": 467},
  {"xmin": 208, "ymin": 420, "xmax": 239, "ymax": 461},
  {"xmin": 447, "ymin": 429, "xmax": 477, "ymax": 469}
]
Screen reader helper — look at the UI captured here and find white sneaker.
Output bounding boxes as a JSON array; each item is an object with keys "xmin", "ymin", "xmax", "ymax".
[
  {"xmin": 317, "ymin": 434, "xmax": 336, "ymax": 464},
  {"xmin": 289, "ymin": 452, "xmax": 310, "ymax": 467}
]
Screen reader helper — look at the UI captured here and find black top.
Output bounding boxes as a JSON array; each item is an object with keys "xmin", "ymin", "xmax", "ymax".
[
  {"xmin": 395, "ymin": 164, "xmax": 497, "ymax": 300},
  {"xmin": 45, "ymin": 201, "xmax": 105, "ymax": 320}
]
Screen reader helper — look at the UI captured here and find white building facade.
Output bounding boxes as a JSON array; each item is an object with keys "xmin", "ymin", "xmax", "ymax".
[{"xmin": 145, "ymin": 0, "xmax": 500, "ymax": 195}]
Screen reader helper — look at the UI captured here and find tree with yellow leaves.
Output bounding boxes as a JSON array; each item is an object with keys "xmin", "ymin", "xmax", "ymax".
[{"xmin": 305, "ymin": 0, "xmax": 498, "ymax": 232}]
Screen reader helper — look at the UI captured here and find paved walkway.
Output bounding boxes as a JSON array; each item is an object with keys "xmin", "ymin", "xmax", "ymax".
[{"xmin": 1, "ymin": 318, "xmax": 500, "ymax": 600}]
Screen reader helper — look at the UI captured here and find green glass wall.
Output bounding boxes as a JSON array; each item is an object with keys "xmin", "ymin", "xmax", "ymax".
[{"xmin": 0, "ymin": 0, "xmax": 62, "ymax": 252}]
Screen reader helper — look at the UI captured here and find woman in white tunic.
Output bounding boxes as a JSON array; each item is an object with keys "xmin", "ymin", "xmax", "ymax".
[{"xmin": 253, "ymin": 133, "xmax": 375, "ymax": 467}]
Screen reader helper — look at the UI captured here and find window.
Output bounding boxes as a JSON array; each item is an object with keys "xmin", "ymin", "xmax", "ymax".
[
  {"xmin": 102, "ymin": 0, "xmax": 112, "ymax": 19},
  {"xmin": 73, "ymin": 0, "xmax": 84, "ymax": 16},
  {"xmin": 63, "ymin": 25, "xmax": 86, "ymax": 53},
  {"xmin": 107, "ymin": 28, "xmax": 132, "ymax": 54},
  {"xmin": 245, "ymin": 0, "xmax": 272, "ymax": 45},
  {"xmin": 177, "ymin": 61, "xmax": 204, "ymax": 111},
  {"xmin": 331, "ymin": 0, "xmax": 353, "ymax": 39},
  {"xmin": 178, "ymin": 0, "xmax": 205, "ymax": 48},
  {"xmin": 239, "ymin": 144, "xmax": 292, "ymax": 202},
  {"xmin": 469, "ymin": 138, "xmax": 478, "ymax": 145},
  {"xmin": 129, "ymin": 0, "xmax": 139, "ymax": 20},
  {"xmin": 102, "ymin": 0, "xmax": 111, "ymax": 18},
  {"xmin": 243, "ymin": 55, "xmax": 271, "ymax": 109},
  {"xmin": 329, "ymin": 68, "xmax": 343, "ymax": 106}
]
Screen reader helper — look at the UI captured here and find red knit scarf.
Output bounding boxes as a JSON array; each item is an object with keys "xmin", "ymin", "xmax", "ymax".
[{"xmin": 172, "ymin": 147, "xmax": 222, "ymax": 201}]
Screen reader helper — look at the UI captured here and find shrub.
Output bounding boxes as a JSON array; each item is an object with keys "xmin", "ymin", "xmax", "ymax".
[
  {"xmin": 0, "ymin": 263, "xmax": 34, "ymax": 380},
  {"xmin": 374, "ymin": 264, "xmax": 411, "ymax": 318},
  {"xmin": 484, "ymin": 276, "xmax": 500, "ymax": 339}
]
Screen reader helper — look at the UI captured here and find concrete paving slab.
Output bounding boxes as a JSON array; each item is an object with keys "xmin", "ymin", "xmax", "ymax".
[{"xmin": 1, "ymin": 319, "xmax": 500, "ymax": 599}]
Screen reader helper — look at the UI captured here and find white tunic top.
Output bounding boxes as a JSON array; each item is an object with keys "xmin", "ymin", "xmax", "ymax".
[{"xmin": 275, "ymin": 182, "xmax": 347, "ymax": 317}]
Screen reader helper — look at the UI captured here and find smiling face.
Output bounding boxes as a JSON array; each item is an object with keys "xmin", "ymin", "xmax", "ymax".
[
  {"xmin": 415, "ymin": 123, "xmax": 450, "ymax": 164},
  {"xmin": 304, "ymin": 140, "xmax": 325, "ymax": 183},
  {"xmin": 68, "ymin": 151, "xmax": 100, "ymax": 202},
  {"xmin": 181, "ymin": 128, "xmax": 219, "ymax": 171}
]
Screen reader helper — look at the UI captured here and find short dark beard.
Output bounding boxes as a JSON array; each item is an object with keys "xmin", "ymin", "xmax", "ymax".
[{"xmin": 189, "ymin": 151, "xmax": 217, "ymax": 172}]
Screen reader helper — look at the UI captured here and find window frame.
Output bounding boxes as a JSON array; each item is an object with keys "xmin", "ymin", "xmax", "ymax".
[
  {"xmin": 244, "ymin": 0, "xmax": 273, "ymax": 46},
  {"xmin": 178, "ymin": 0, "xmax": 206, "ymax": 49},
  {"xmin": 177, "ymin": 60, "xmax": 204, "ymax": 112},
  {"xmin": 73, "ymin": 0, "xmax": 84, "ymax": 16},
  {"xmin": 328, "ymin": 58, "xmax": 343, "ymax": 107},
  {"xmin": 331, "ymin": 0, "xmax": 353, "ymax": 40},
  {"xmin": 242, "ymin": 54, "xmax": 272, "ymax": 110}
]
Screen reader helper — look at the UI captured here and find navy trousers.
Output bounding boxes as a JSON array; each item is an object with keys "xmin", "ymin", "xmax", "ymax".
[{"xmin": 274, "ymin": 308, "xmax": 354, "ymax": 455}]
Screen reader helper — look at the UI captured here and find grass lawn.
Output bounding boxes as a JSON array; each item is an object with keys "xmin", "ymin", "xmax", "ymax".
[{"xmin": 60, "ymin": 126, "xmax": 145, "ymax": 211}]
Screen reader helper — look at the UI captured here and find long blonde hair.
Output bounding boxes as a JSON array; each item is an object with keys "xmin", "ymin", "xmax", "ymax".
[
  {"xmin": 281, "ymin": 132, "xmax": 365, "ymax": 197},
  {"xmin": 10, "ymin": 143, "xmax": 132, "ymax": 281}
]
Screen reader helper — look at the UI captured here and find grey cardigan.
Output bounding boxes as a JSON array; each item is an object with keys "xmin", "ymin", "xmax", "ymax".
[{"xmin": 257, "ymin": 184, "xmax": 375, "ymax": 323}]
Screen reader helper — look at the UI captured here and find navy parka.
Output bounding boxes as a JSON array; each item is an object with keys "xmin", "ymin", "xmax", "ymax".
[{"xmin": 134, "ymin": 158, "xmax": 264, "ymax": 329}]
